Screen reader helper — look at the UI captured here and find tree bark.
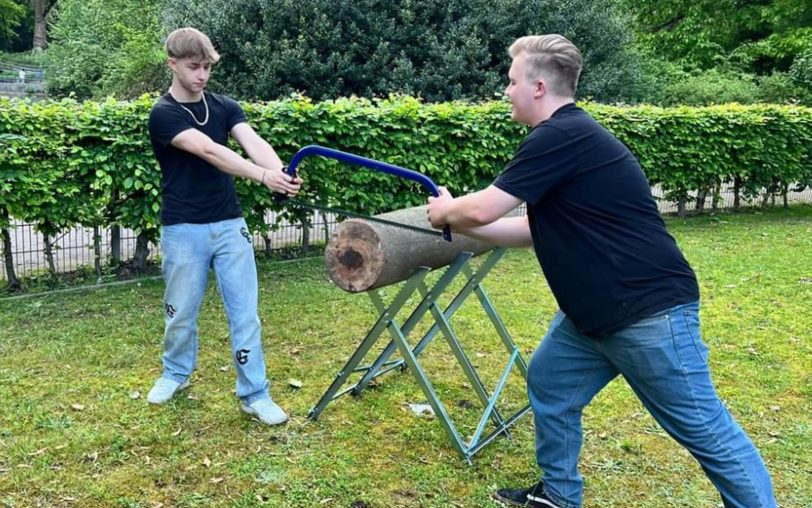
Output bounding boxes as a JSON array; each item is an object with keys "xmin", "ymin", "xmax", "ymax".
[
  {"xmin": 761, "ymin": 191, "xmax": 771, "ymax": 208},
  {"xmin": 0, "ymin": 208, "xmax": 20, "ymax": 290},
  {"xmin": 43, "ymin": 231, "xmax": 57, "ymax": 278},
  {"xmin": 297, "ymin": 208, "xmax": 310, "ymax": 256},
  {"xmin": 1, "ymin": 225, "xmax": 21, "ymax": 291},
  {"xmin": 0, "ymin": 207, "xmax": 22, "ymax": 291},
  {"xmin": 325, "ymin": 205, "xmax": 498, "ymax": 293},
  {"xmin": 712, "ymin": 181, "xmax": 721, "ymax": 212},
  {"xmin": 322, "ymin": 211, "xmax": 331, "ymax": 245},
  {"xmin": 733, "ymin": 176, "xmax": 741, "ymax": 210},
  {"xmin": 695, "ymin": 188, "xmax": 707, "ymax": 213},
  {"xmin": 110, "ymin": 225, "xmax": 121, "ymax": 263},
  {"xmin": 677, "ymin": 196, "xmax": 687, "ymax": 217},
  {"xmin": 31, "ymin": 0, "xmax": 56, "ymax": 50},
  {"xmin": 133, "ymin": 231, "xmax": 150, "ymax": 272},
  {"xmin": 93, "ymin": 225, "xmax": 102, "ymax": 277}
]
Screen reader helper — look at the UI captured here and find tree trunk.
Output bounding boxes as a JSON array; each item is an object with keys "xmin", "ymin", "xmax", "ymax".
[
  {"xmin": 733, "ymin": 176, "xmax": 741, "ymax": 210},
  {"xmin": 677, "ymin": 196, "xmax": 687, "ymax": 218},
  {"xmin": 110, "ymin": 225, "xmax": 121, "ymax": 263},
  {"xmin": 297, "ymin": 208, "xmax": 310, "ymax": 256},
  {"xmin": 325, "ymin": 205, "xmax": 499, "ymax": 293},
  {"xmin": 0, "ymin": 208, "xmax": 20, "ymax": 290},
  {"xmin": 322, "ymin": 211, "xmax": 331, "ymax": 245},
  {"xmin": 43, "ymin": 231, "xmax": 57, "ymax": 277},
  {"xmin": 133, "ymin": 231, "xmax": 150, "ymax": 272},
  {"xmin": 695, "ymin": 188, "xmax": 708, "ymax": 213},
  {"xmin": 1, "ymin": 225, "xmax": 21, "ymax": 291},
  {"xmin": 93, "ymin": 225, "xmax": 102, "ymax": 278},
  {"xmin": 711, "ymin": 181, "xmax": 722, "ymax": 212},
  {"xmin": 31, "ymin": 0, "xmax": 55, "ymax": 50}
]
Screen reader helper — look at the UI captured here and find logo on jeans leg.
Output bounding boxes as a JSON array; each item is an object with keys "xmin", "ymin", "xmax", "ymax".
[
  {"xmin": 236, "ymin": 349, "xmax": 251, "ymax": 365},
  {"xmin": 165, "ymin": 303, "xmax": 176, "ymax": 318},
  {"xmin": 240, "ymin": 226, "xmax": 251, "ymax": 244}
]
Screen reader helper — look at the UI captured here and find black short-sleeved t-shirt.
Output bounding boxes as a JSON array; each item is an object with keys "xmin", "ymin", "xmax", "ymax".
[
  {"xmin": 494, "ymin": 104, "xmax": 699, "ymax": 336},
  {"xmin": 149, "ymin": 92, "xmax": 247, "ymax": 225}
]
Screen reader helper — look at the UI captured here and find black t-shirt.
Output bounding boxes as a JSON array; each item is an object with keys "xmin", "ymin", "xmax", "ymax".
[
  {"xmin": 148, "ymin": 92, "xmax": 246, "ymax": 225},
  {"xmin": 494, "ymin": 104, "xmax": 699, "ymax": 336}
]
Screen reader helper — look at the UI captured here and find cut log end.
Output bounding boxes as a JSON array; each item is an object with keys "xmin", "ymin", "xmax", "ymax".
[
  {"xmin": 324, "ymin": 205, "xmax": 502, "ymax": 293},
  {"xmin": 325, "ymin": 220, "xmax": 385, "ymax": 292}
]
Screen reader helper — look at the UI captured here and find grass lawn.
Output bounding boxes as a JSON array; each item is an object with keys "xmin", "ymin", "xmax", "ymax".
[{"xmin": 1, "ymin": 206, "xmax": 810, "ymax": 507}]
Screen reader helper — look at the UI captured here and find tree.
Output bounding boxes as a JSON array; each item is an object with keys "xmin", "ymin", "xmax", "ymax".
[
  {"xmin": 30, "ymin": 0, "xmax": 55, "ymax": 49},
  {"xmin": 0, "ymin": 133, "xmax": 24, "ymax": 291},
  {"xmin": 46, "ymin": 0, "xmax": 648, "ymax": 103},
  {"xmin": 0, "ymin": 0, "xmax": 26, "ymax": 50},
  {"xmin": 46, "ymin": 0, "xmax": 166, "ymax": 98},
  {"xmin": 160, "ymin": 0, "xmax": 647, "ymax": 103},
  {"xmin": 618, "ymin": 0, "xmax": 812, "ymax": 104},
  {"xmin": 623, "ymin": 0, "xmax": 812, "ymax": 72}
]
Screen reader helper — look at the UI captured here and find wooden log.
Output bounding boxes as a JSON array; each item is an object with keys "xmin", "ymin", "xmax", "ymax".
[{"xmin": 324, "ymin": 205, "xmax": 497, "ymax": 293}]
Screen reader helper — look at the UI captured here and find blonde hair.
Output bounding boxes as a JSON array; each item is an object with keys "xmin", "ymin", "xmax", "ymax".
[
  {"xmin": 165, "ymin": 27, "xmax": 220, "ymax": 63},
  {"xmin": 509, "ymin": 35, "xmax": 582, "ymax": 97}
]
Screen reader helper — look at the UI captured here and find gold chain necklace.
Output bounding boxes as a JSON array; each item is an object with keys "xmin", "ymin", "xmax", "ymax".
[{"xmin": 172, "ymin": 91, "xmax": 209, "ymax": 126}]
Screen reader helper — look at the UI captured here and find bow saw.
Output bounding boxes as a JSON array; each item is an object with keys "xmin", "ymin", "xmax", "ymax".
[{"xmin": 275, "ymin": 145, "xmax": 452, "ymax": 241}]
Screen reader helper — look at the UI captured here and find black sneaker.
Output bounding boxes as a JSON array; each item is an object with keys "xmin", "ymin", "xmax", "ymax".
[{"xmin": 492, "ymin": 482, "xmax": 562, "ymax": 508}]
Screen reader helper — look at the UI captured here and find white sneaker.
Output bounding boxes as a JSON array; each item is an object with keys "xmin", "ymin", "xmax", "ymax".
[
  {"xmin": 147, "ymin": 377, "xmax": 190, "ymax": 404},
  {"xmin": 241, "ymin": 398, "xmax": 288, "ymax": 425}
]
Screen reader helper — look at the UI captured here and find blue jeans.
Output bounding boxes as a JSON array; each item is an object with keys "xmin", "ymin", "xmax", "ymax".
[
  {"xmin": 528, "ymin": 302, "xmax": 776, "ymax": 508},
  {"xmin": 159, "ymin": 217, "xmax": 270, "ymax": 404}
]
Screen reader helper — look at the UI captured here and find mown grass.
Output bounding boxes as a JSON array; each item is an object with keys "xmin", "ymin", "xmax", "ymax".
[{"xmin": 1, "ymin": 206, "xmax": 810, "ymax": 508}]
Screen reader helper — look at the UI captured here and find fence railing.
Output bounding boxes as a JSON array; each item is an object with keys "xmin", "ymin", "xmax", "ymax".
[
  {"xmin": 1, "ymin": 184, "xmax": 811, "ymax": 284},
  {"xmin": 0, "ymin": 61, "xmax": 45, "ymax": 78},
  {"xmin": 0, "ymin": 61, "xmax": 47, "ymax": 96},
  {"xmin": 1, "ymin": 210, "xmax": 339, "ymax": 283}
]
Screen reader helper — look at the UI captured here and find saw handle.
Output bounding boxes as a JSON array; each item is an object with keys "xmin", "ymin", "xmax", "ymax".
[{"xmin": 276, "ymin": 145, "xmax": 452, "ymax": 241}]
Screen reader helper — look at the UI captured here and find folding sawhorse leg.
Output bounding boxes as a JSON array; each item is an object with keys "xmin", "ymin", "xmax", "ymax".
[{"xmin": 308, "ymin": 248, "xmax": 531, "ymax": 463}]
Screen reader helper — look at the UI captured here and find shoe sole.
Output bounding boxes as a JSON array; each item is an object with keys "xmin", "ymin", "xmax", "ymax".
[
  {"xmin": 491, "ymin": 492, "xmax": 525, "ymax": 507},
  {"xmin": 491, "ymin": 492, "xmax": 525, "ymax": 506},
  {"xmin": 491, "ymin": 491, "xmax": 560, "ymax": 508}
]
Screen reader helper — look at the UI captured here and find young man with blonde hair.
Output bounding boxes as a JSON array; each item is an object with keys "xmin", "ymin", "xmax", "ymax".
[
  {"xmin": 147, "ymin": 27, "xmax": 301, "ymax": 425},
  {"xmin": 427, "ymin": 34, "xmax": 776, "ymax": 508}
]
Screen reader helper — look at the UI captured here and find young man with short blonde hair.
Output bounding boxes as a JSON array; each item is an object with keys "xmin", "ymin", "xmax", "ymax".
[
  {"xmin": 427, "ymin": 34, "xmax": 777, "ymax": 508},
  {"xmin": 165, "ymin": 27, "xmax": 221, "ymax": 63},
  {"xmin": 508, "ymin": 34, "xmax": 581, "ymax": 97},
  {"xmin": 146, "ymin": 27, "xmax": 301, "ymax": 426}
]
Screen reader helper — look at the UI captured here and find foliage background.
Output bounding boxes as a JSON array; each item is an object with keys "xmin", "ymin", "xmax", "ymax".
[
  {"xmin": 1, "ymin": 95, "xmax": 810, "ymax": 246},
  {"xmin": 158, "ymin": 0, "xmax": 646, "ymax": 104},
  {"xmin": 2, "ymin": 0, "xmax": 811, "ymax": 105}
]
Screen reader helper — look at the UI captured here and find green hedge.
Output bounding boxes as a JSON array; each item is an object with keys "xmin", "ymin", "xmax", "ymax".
[{"xmin": 2, "ymin": 95, "xmax": 811, "ymax": 247}]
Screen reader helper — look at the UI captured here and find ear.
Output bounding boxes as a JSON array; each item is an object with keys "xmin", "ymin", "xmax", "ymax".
[
  {"xmin": 167, "ymin": 58, "xmax": 177, "ymax": 71},
  {"xmin": 534, "ymin": 79, "xmax": 546, "ymax": 99}
]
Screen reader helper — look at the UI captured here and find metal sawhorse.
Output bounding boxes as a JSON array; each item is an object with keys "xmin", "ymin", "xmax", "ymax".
[{"xmin": 308, "ymin": 247, "xmax": 531, "ymax": 463}]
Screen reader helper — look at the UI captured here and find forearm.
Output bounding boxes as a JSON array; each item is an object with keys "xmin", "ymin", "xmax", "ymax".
[
  {"xmin": 438, "ymin": 190, "xmax": 497, "ymax": 229},
  {"xmin": 201, "ymin": 142, "xmax": 265, "ymax": 183},
  {"xmin": 456, "ymin": 216, "xmax": 532, "ymax": 248},
  {"xmin": 242, "ymin": 137, "xmax": 284, "ymax": 173}
]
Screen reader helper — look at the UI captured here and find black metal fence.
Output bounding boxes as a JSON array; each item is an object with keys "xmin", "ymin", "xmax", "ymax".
[
  {"xmin": 2, "ymin": 184, "xmax": 811, "ymax": 283},
  {"xmin": 1, "ymin": 210, "xmax": 339, "ymax": 282}
]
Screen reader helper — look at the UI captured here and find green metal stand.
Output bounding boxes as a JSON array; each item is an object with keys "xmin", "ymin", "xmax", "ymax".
[{"xmin": 308, "ymin": 248, "xmax": 530, "ymax": 463}]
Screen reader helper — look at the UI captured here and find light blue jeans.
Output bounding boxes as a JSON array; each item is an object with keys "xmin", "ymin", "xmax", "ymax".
[
  {"xmin": 159, "ymin": 217, "xmax": 270, "ymax": 404},
  {"xmin": 528, "ymin": 302, "xmax": 776, "ymax": 508}
]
